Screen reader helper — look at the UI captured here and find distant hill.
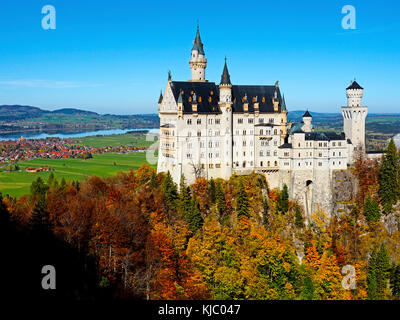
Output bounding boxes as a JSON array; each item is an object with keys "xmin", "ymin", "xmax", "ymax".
[
  {"xmin": 0, "ymin": 105, "xmax": 159, "ymax": 133},
  {"xmin": 0, "ymin": 105, "xmax": 157, "ymax": 121},
  {"xmin": 52, "ymin": 108, "xmax": 98, "ymax": 116}
]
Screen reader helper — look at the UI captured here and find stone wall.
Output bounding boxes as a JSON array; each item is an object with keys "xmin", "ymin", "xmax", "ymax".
[{"xmin": 331, "ymin": 169, "xmax": 358, "ymax": 217}]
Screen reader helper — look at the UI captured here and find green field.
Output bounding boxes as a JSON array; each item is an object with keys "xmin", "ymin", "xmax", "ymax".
[
  {"xmin": 72, "ymin": 132, "xmax": 158, "ymax": 148},
  {"xmin": 0, "ymin": 152, "xmax": 155, "ymax": 198}
]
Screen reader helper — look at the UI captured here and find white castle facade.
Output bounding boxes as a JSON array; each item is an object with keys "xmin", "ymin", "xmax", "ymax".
[{"xmin": 157, "ymin": 27, "xmax": 369, "ymax": 216}]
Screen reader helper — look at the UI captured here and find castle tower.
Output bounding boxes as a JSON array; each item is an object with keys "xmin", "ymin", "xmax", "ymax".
[
  {"xmin": 189, "ymin": 25, "xmax": 207, "ymax": 82},
  {"xmin": 302, "ymin": 110, "xmax": 312, "ymax": 133},
  {"xmin": 219, "ymin": 58, "xmax": 233, "ymax": 179},
  {"xmin": 341, "ymin": 80, "xmax": 368, "ymax": 153}
]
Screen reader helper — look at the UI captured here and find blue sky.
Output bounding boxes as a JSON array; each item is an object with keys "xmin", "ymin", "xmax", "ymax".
[{"xmin": 0, "ymin": 0, "xmax": 399, "ymax": 115}]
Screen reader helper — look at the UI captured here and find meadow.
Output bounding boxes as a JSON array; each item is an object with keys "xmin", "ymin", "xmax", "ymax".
[
  {"xmin": 0, "ymin": 152, "xmax": 155, "ymax": 198},
  {"xmin": 72, "ymin": 132, "xmax": 158, "ymax": 148}
]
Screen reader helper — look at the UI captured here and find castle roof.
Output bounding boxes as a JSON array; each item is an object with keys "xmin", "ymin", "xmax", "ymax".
[
  {"xmin": 158, "ymin": 91, "xmax": 163, "ymax": 104},
  {"xmin": 304, "ymin": 131, "xmax": 346, "ymax": 141},
  {"xmin": 170, "ymin": 81, "xmax": 220, "ymax": 114},
  {"xmin": 192, "ymin": 26, "xmax": 205, "ymax": 55},
  {"xmin": 288, "ymin": 122, "xmax": 304, "ymax": 133},
  {"xmin": 346, "ymin": 80, "xmax": 363, "ymax": 90},
  {"xmin": 220, "ymin": 59, "xmax": 231, "ymax": 85},
  {"xmin": 169, "ymin": 81, "xmax": 284, "ymax": 114},
  {"xmin": 231, "ymin": 85, "xmax": 283, "ymax": 113},
  {"xmin": 303, "ymin": 110, "xmax": 312, "ymax": 118}
]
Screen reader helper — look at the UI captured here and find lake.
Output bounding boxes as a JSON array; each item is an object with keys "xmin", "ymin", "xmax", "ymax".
[{"xmin": 0, "ymin": 128, "xmax": 160, "ymax": 141}]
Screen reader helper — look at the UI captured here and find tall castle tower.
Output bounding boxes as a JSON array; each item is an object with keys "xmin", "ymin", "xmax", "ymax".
[
  {"xmin": 189, "ymin": 26, "xmax": 207, "ymax": 82},
  {"xmin": 341, "ymin": 80, "xmax": 368, "ymax": 153},
  {"xmin": 218, "ymin": 58, "xmax": 233, "ymax": 179}
]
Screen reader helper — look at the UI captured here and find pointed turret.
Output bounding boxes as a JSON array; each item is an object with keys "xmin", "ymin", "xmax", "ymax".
[
  {"xmin": 177, "ymin": 91, "xmax": 183, "ymax": 104},
  {"xmin": 220, "ymin": 57, "xmax": 231, "ymax": 85},
  {"xmin": 177, "ymin": 91, "xmax": 183, "ymax": 118},
  {"xmin": 158, "ymin": 90, "xmax": 163, "ymax": 113},
  {"xmin": 192, "ymin": 25, "xmax": 205, "ymax": 55},
  {"xmin": 281, "ymin": 94, "xmax": 287, "ymax": 112},
  {"xmin": 189, "ymin": 25, "xmax": 207, "ymax": 81},
  {"xmin": 302, "ymin": 109, "xmax": 312, "ymax": 132}
]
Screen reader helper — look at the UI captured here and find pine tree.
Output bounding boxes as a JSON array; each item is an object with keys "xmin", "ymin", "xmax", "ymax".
[
  {"xmin": 162, "ymin": 171, "xmax": 178, "ymax": 209},
  {"xmin": 236, "ymin": 181, "xmax": 249, "ymax": 219},
  {"xmin": 262, "ymin": 198, "xmax": 269, "ymax": 226},
  {"xmin": 368, "ymin": 244, "xmax": 391, "ymax": 299},
  {"xmin": 209, "ymin": 179, "xmax": 216, "ymax": 204},
  {"xmin": 178, "ymin": 175, "xmax": 192, "ymax": 218},
  {"xmin": 30, "ymin": 196, "xmax": 51, "ymax": 234},
  {"xmin": 186, "ymin": 195, "xmax": 203, "ymax": 233},
  {"xmin": 47, "ymin": 172, "xmax": 56, "ymax": 189},
  {"xmin": 276, "ymin": 184, "xmax": 289, "ymax": 214},
  {"xmin": 215, "ymin": 181, "xmax": 226, "ymax": 218},
  {"xmin": 30, "ymin": 177, "xmax": 49, "ymax": 199},
  {"xmin": 60, "ymin": 178, "xmax": 67, "ymax": 191},
  {"xmin": 364, "ymin": 195, "xmax": 381, "ymax": 224},
  {"xmin": 295, "ymin": 205, "xmax": 304, "ymax": 229},
  {"xmin": 390, "ymin": 264, "xmax": 400, "ymax": 299},
  {"xmin": 301, "ymin": 266, "xmax": 317, "ymax": 300},
  {"xmin": 379, "ymin": 139, "xmax": 399, "ymax": 214}
]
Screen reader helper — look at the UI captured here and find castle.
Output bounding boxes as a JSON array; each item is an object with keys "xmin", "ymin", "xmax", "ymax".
[{"xmin": 157, "ymin": 26, "xmax": 370, "ymax": 216}]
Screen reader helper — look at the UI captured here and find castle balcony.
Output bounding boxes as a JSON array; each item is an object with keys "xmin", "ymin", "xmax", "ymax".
[
  {"xmin": 258, "ymin": 136, "xmax": 273, "ymax": 141},
  {"xmin": 254, "ymin": 167, "xmax": 279, "ymax": 173}
]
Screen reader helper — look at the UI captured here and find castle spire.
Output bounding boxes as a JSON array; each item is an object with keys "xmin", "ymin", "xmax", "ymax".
[
  {"xmin": 192, "ymin": 25, "xmax": 205, "ymax": 55},
  {"xmin": 158, "ymin": 91, "xmax": 163, "ymax": 104},
  {"xmin": 189, "ymin": 24, "xmax": 207, "ymax": 81},
  {"xmin": 281, "ymin": 94, "xmax": 287, "ymax": 111},
  {"xmin": 220, "ymin": 57, "xmax": 231, "ymax": 85}
]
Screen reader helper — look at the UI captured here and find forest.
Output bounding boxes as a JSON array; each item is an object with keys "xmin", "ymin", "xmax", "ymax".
[{"xmin": 1, "ymin": 139, "xmax": 400, "ymax": 301}]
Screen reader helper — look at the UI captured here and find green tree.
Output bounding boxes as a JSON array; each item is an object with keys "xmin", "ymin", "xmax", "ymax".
[
  {"xmin": 236, "ymin": 181, "xmax": 249, "ymax": 219},
  {"xmin": 378, "ymin": 139, "xmax": 399, "ymax": 214},
  {"xmin": 276, "ymin": 184, "xmax": 289, "ymax": 214},
  {"xmin": 364, "ymin": 195, "xmax": 381, "ymax": 224},
  {"xmin": 30, "ymin": 177, "xmax": 49, "ymax": 199},
  {"xmin": 186, "ymin": 195, "xmax": 203, "ymax": 233},
  {"xmin": 215, "ymin": 181, "xmax": 226, "ymax": 219},
  {"xmin": 295, "ymin": 205, "xmax": 304, "ymax": 229},
  {"xmin": 162, "ymin": 171, "xmax": 178, "ymax": 209},
  {"xmin": 178, "ymin": 175, "xmax": 192, "ymax": 217},
  {"xmin": 368, "ymin": 243, "xmax": 391, "ymax": 300},
  {"xmin": 390, "ymin": 264, "xmax": 400, "ymax": 299},
  {"xmin": 301, "ymin": 274, "xmax": 317, "ymax": 300},
  {"xmin": 30, "ymin": 195, "xmax": 51, "ymax": 233},
  {"xmin": 209, "ymin": 179, "xmax": 216, "ymax": 204}
]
